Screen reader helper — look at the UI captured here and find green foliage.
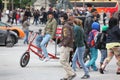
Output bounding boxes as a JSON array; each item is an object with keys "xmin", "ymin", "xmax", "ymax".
[{"xmin": 8, "ymin": 0, "xmax": 36, "ymax": 9}]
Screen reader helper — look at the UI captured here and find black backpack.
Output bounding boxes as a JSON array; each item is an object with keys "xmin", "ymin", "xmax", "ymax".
[{"xmin": 94, "ymin": 32, "xmax": 106, "ymax": 49}]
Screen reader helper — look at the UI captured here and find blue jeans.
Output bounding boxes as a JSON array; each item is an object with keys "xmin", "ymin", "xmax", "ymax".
[
  {"xmin": 35, "ymin": 35, "xmax": 43, "ymax": 48},
  {"xmin": 72, "ymin": 46, "xmax": 89, "ymax": 75},
  {"xmin": 86, "ymin": 47, "xmax": 98, "ymax": 70},
  {"xmin": 24, "ymin": 30, "xmax": 29, "ymax": 44},
  {"xmin": 40, "ymin": 34, "xmax": 51, "ymax": 58},
  {"xmin": 100, "ymin": 49, "xmax": 107, "ymax": 63}
]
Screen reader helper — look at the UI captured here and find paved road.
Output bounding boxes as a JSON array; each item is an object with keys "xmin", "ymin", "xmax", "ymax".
[{"xmin": 0, "ymin": 15, "xmax": 119, "ymax": 80}]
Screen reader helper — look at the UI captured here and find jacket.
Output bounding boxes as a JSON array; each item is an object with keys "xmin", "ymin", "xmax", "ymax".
[
  {"xmin": 74, "ymin": 25, "xmax": 85, "ymax": 47},
  {"xmin": 44, "ymin": 18, "xmax": 57, "ymax": 39},
  {"xmin": 106, "ymin": 25, "xmax": 120, "ymax": 43},
  {"xmin": 22, "ymin": 20, "xmax": 30, "ymax": 31},
  {"xmin": 60, "ymin": 21, "xmax": 74, "ymax": 48}
]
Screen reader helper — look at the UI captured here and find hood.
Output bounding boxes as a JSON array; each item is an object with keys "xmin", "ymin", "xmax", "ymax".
[
  {"xmin": 102, "ymin": 25, "xmax": 108, "ymax": 31},
  {"xmin": 92, "ymin": 22, "xmax": 100, "ymax": 31}
]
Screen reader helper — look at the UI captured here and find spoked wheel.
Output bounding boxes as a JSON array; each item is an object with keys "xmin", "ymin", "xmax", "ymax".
[{"xmin": 20, "ymin": 52, "xmax": 30, "ymax": 67}]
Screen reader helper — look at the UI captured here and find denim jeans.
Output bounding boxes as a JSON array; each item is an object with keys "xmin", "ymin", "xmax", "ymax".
[
  {"xmin": 40, "ymin": 34, "xmax": 51, "ymax": 58},
  {"xmin": 86, "ymin": 47, "xmax": 98, "ymax": 70},
  {"xmin": 100, "ymin": 49, "xmax": 107, "ymax": 63},
  {"xmin": 72, "ymin": 46, "xmax": 89, "ymax": 75},
  {"xmin": 24, "ymin": 30, "xmax": 29, "ymax": 44},
  {"xmin": 35, "ymin": 35, "xmax": 43, "ymax": 48}
]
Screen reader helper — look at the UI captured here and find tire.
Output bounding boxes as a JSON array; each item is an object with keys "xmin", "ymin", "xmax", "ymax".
[
  {"xmin": 20, "ymin": 52, "xmax": 30, "ymax": 67},
  {"xmin": 12, "ymin": 30, "xmax": 19, "ymax": 37},
  {"xmin": 6, "ymin": 35, "xmax": 15, "ymax": 47}
]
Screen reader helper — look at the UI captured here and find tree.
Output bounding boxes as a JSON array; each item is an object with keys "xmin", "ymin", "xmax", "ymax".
[
  {"xmin": 0, "ymin": 0, "xmax": 3, "ymax": 11},
  {"xmin": 8, "ymin": 0, "xmax": 36, "ymax": 9}
]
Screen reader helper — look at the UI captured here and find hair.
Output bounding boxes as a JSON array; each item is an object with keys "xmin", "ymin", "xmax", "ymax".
[
  {"xmin": 68, "ymin": 15, "xmax": 75, "ymax": 22},
  {"xmin": 108, "ymin": 17, "xmax": 118, "ymax": 29},
  {"xmin": 73, "ymin": 18, "xmax": 83, "ymax": 27},
  {"xmin": 91, "ymin": 8, "xmax": 97, "ymax": 13},
  {"xmin": 47, "ymin": 11, "xmax": 54, "ymax": 16},
  {"xmin": 60, "ymin": 12, "xmax": 68, "ymax": 21}
]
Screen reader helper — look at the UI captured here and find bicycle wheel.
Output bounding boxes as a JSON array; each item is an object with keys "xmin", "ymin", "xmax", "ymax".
[{"xmin": 20, "ymin": 52, "xmax": 30, "ymax": 67}]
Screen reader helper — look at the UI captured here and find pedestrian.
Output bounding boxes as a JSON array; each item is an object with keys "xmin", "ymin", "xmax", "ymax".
[
  {"xmin": 72, "ymin": 18, "xmax": 90, "ymax": 79},
  {"xmin": 99, "ymin": 17, "xmax": 120, "ymax": 74},
  {"xmin": 40, "ymin": 11, "xmax": 57, "ymax": 62},
  {"xmin": 32, "ymin": 10, "xmax": 40, "ymax": 25},
  {"xmin": 22, "ymin": 16, "xmax": 30, "ymax": 44},
  {"xmin": 59, "ymin": 12, "xmax": 76, "ymax": 80},
  {"xmin": 0, "ymin": 10, "xmax": 2, "ymax": 21},
  {"xmin": 11, "ymin": 10, "xmax": 17, "ymax": 25},
  {"xmin": 86, "ymin": 22, "xmax": 100, "ymax": 71},
  {"xmin": 84, "ymin": 8, "xmax": 99, "ymax": 63},
  {"xmin": 98, "ymin": 25, "xmax": 108, "ymax": 70}
]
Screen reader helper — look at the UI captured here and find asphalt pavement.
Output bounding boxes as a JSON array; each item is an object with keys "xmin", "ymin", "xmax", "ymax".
[{"xmin": 0, "ymin": 14, "xmax": 119, "ymax": 80}]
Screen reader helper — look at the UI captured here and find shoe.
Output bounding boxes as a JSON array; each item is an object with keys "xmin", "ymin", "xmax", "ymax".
[
  {"xmin": 68, "ymin": 73, "xmax": 76, "ymax": 80},
  {"xmin": 43, "ymin": 57, "xmax": 50, "ymax": 62},
  {"xmin": 91, "ymin": 65, "xmax": 98, "ymax": 71},
  {"xmin": 60, "ymin": 78, "xmax": 68, "ymax": 80},
  {"xmin": 81, "ymin": 75, "xmax": 90, "ymax": 79},
  {"xmin": 116, "ymin": 72, "xmax": 120, "ymax": 75},
  {"xmin": 99, "ymin": 68, "xmax": 104, "ymax": 74},
  {"xmin": 92, "ymin": 67, "xmax": 98, "ymax": 71},
  {"xmin": 116, "ymin": 68, "xmax": 120, "ymax": 75},
  {"xmin": 60, "ymin": 74, "xmax": 76, "ymax": 80}
]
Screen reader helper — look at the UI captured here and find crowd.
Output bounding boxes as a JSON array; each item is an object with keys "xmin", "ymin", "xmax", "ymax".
[{"xmin": 1, "ymin": 7, "xmax": 120, "ymax": 80}]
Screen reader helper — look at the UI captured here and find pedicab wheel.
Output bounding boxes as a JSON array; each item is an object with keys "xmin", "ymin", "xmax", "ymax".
[{"xmin": 20, "ymin": 52, "xmax": 30, "ymax": 67}]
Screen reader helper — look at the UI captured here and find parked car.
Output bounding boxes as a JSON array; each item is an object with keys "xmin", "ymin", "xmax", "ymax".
[
  {"xmin": 0, "ymin": 21, "xmax": 25, "ymax": 38},
  {"xmin": 0, "ymin": 29, "xmax": 18, "ymax": 47}
]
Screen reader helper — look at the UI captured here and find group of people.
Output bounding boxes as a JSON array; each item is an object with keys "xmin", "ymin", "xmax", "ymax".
[{"xmin": 21, "ymin": 7, "xmax": 120, "ymax": 80}]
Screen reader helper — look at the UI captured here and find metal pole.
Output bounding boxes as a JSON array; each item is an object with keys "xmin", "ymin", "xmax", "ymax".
[
  {"xmin": 83, "ymin": 0, "xmax": 85, "ymax": 8},
  {"xmin": 45, "ymin": 0, "xmax": 47, "ymax": 10},
  {"xmin": 12, "ymin": 0, "xmax": 13, "ymax": 11}
]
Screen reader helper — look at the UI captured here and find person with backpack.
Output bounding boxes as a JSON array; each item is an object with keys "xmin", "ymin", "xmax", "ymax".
[
  {"xmin": 99, "ymin": 17, "xmax": 120, "ymax": 74},
  {"xmin": 84, "ymin": 8, "xmax": 99, "ymax": 63},
  {"xmin": 95, "ymin": 25, "xmax": 108, "ymax": 69},
  {"xmin": 86, "ymin": 22, "xmax": 100, "ymax": 71}
]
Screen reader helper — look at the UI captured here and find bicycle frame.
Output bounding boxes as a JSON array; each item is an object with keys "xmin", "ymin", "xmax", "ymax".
[{"xmin": 26, "ymin": 31, "xmax": 59, "ymax": 59}]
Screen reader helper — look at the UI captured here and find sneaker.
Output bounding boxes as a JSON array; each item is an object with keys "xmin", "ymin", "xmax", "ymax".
[
  {"xmin": 68, "ymin": 73, "xmax": 76, "ymax": 80},
  {"xmin": 92, "ymin": 67, "xmax": 98, "ymax": 71},
  {"xmin": 91, "ymin": 65, "xmax": 98, "ymax": 71},
  {"xmin": 81, "ymin": 75, "xmax": 90, "ymax": 79},
  {"xmin": 43, "ymin": 57, "xmax": 50, "ymax": 62},
  {"xmin": 99, "ymin": 68, "xmax": 104, "ymax": 74}
]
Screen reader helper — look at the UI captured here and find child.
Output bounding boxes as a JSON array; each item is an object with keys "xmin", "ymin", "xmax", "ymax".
[{"xmin": 86, "ymin": 22, "xmax": 100, "ymax": 71}]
